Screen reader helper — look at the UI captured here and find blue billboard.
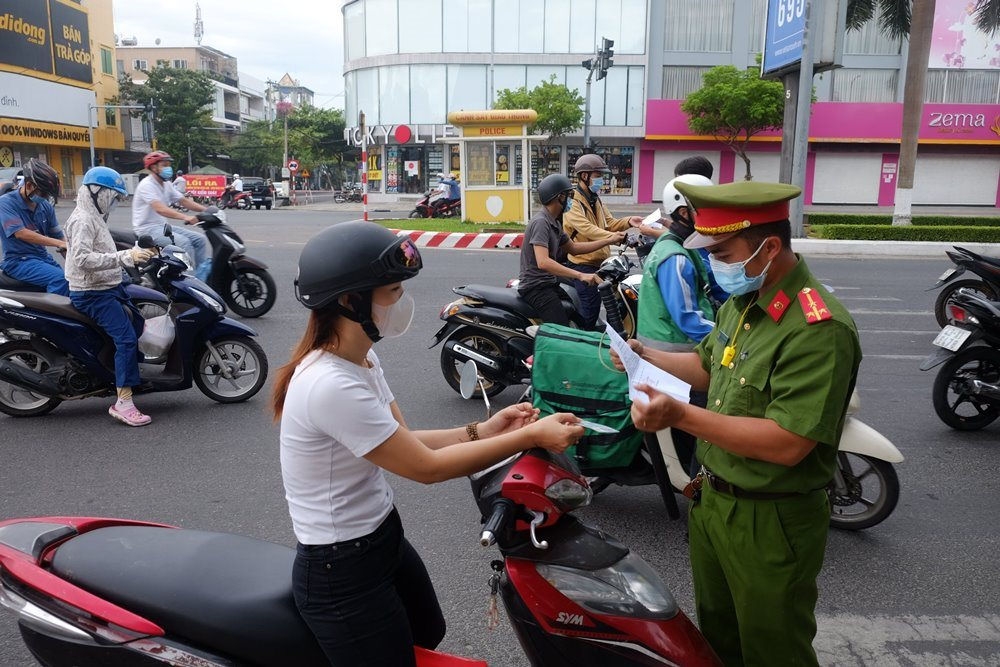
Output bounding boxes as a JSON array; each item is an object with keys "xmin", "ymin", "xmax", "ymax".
[{"xmin": 762, "ymin": 0, "xmax": 806, "ymax": 75}]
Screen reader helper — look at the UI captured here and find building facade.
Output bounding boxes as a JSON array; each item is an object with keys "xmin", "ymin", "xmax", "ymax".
[
  {"xmin": 342, "ymin": 0, "xmax": 999, "ymax": 207},
  {"xmin": 0, "ymin": 0, "xmax": 124, "ymax": 195}
]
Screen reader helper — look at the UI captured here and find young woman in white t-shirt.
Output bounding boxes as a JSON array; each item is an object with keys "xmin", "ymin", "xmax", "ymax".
[{"xmin": 272, "ymin": 222, "xmax": 584, "ymax": 667}]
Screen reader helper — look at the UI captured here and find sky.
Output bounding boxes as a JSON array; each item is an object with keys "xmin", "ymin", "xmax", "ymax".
[{"xmin": 112, "ymin": 0, "xmax": 346, "ymax": 107}]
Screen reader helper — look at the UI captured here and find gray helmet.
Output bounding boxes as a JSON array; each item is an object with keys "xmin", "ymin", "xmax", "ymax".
[
  {"xmin": 572, "ymin": 153, "xmax": 609, "ymax": 175},
  {"xmin": 294, "ymin": 221, "xmax": 422, "ymax": 311},
  {"xmin": 22, "ymin": 158, "xmax": 60, "ymax": 199},
  {"xmin": 537, "ymin": 174, "xmax": 574, "ymax": 205}
]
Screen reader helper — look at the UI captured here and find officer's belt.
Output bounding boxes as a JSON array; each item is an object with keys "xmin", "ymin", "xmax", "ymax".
[{"xmin": 703, "ymin": 468, "xmax": 803, "ymax": 501}]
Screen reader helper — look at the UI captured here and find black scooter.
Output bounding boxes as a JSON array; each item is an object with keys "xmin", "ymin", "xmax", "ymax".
[
  {"xmin": 929, "ymin": 246, "xmax": 1000, "ymax": 327},
  {"xmin": 112, "ymin": 211, "xmax": 276, "ymax": 318}
]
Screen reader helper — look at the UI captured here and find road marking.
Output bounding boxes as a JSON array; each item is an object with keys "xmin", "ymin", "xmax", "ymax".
[
  {"xmin": 858, "ymin": 329, "xmax": 937, "ymax": 335},
  {"xmin": 865, "ymin": 354, "xmax": 928, "ymax": 360},
  {"xmin": 849, "ymin": 309, "xmax": 934, "ymax": 316},
  {"xmin": 838, "ymin": 297, "xmax": 903, "ymax": 302},
  {"xmin": 815, "ymin": 613, "xmax": 1000, "ymax": 666}
]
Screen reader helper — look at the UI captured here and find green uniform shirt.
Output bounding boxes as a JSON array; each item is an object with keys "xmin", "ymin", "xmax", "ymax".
[{"xmin": 694, "ymin": 256, "xmax": 862, "ymax": 494}]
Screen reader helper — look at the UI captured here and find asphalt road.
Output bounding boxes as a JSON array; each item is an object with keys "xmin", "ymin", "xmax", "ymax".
[{"xmin": 1, "ymin": 206, "xmax": 998, "ymax": 666}]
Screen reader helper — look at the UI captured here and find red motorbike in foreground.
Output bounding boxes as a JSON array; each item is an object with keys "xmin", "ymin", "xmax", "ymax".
[{"xmin": 0, "ymin": 370, "xmax": 718, "ymax": 665}]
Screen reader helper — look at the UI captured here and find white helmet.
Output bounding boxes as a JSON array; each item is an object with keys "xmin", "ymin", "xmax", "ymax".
[
  {"xmin": 662, "ymin": 174, "xmax": 712, "ymax": 216},
  {"xmin": 233, "ymin": 173, "xmax": 240, "ymax": 179}
]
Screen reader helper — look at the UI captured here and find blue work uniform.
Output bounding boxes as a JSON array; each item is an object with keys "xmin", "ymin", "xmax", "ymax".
[{"xmin": 0, "ymin": 190, "xmax": 68, "ymax": 295}]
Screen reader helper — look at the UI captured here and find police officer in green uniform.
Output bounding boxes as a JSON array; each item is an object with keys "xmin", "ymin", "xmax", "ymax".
[{"xmin": 624, "ymin": 181, "xmax": 862, "ymax": 666}]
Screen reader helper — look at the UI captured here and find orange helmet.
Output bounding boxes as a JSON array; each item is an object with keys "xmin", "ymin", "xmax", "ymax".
[{"xmin": 143, "ymin": 151, "xmax": 173, "ymax": 169}]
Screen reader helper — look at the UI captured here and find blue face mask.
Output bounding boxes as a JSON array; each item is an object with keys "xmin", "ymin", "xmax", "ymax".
[
  {"xmin": 562, "ymin": 195, "xmax": 573, "ymax": 213},
  {"xmin": 589, "ymin": 176, "xmax": 604, "ymax": 194},
  {"xmin": 160, "ymin": 166, "xmax": 174, "ymax": 180},
  {"xmin": 709, "ymin": 241, "xmax": 772, "ymax": 296}
]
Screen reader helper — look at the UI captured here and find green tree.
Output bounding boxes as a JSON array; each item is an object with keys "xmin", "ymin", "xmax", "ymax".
[
  {"xmin": 681, "ymin": 65, "xmax": 785, "ymax": 181},
  {"xmin": 494, "ymin": 75, "xmax": 585, "ymax": 140},
  {"xmin": 117, "ymin": 67, "xmax": 221, "ymax": 169}
]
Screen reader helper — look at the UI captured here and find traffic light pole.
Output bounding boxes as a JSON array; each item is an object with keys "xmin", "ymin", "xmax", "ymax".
[
  {"xmin": 582, "ymin": 64, "xmax": 596, "ymax": 151},
  {"xmin": 581, "ymin": 38, "xmax": 614, "ymax": 153}
]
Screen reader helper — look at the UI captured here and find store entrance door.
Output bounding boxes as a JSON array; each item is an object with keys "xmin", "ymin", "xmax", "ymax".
[{"xmin": 59, "ymin": 151, "xmax": 74, "ymax": 196}]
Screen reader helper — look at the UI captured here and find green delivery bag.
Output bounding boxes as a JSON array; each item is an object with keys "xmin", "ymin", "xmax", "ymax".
[{"xmin": 531, "ymin": 324, "xmax": 642, "ymax": 470}]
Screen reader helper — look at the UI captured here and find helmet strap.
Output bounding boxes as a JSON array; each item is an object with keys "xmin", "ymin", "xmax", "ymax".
[
  {"xmin": 87, "ymin": 184, "xmax": 103, "ymax": 214},
  {"xmin": 336, "ymin": 291, "xmax": 383, "ymax": 343}
]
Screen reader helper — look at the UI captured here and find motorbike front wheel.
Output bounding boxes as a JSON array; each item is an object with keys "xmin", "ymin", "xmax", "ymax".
[
  {"xmin": 932, "ymin": 346, "xmax": 1000, "ymax": 430},
  {"xmin": 224, "ymin": 268, "xmax": 277, "ymax": 318},
  {"xmin": 934, "ymin": 279, "xmax": 998, "ymax": 327},
  {"xmin": 0, "ymin": 342, "xmax": 61, "ymax": 417},
  {"xmin": 194, "ymin": 336, "xmax": 268, "ymax": 403},
  {"xmin": 828, "ymin": 452, "xmax": 899, "ymax": 531},
  {"xmin": 440, "ymin": 328, "xmax": 508, "ymax": 398}
]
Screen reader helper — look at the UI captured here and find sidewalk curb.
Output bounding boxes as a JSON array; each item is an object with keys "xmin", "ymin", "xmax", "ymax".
[{"xmin": 391, "ymin": 229, "xmax": 999, "ymax": 258}]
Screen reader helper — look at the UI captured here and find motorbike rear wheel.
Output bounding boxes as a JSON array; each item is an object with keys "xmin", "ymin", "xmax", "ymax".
[
  {"xmin": 828, "ymin": 453, "xmax": 899, "ymax": 530},
  {"xmin": 224, "ymin": 268, "xmax": 276, "ymax": 318},
  {"xmin": 194, "ymin": 336, "xmax": 268, "ymax": 403},
  {"xmin": 440, "ymin": 328, "xmax": 508, "ymax": 398},
  {"xmin": 934, "ymin": 279, "xmax": 998, "ymax": 327},
  {"xmin": 0, "ymin": 342, "xmax": 61, "ymax": 417},
  {"xmin": 932, "ymin": 346, "xmax": 1000, "ymax": 430}
]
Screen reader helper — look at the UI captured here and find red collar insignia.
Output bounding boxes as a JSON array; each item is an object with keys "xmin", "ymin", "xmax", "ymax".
[
  {"xmin": 767, "ymin": 290, "xmax": 791, "ymax": 323},
  {"xmin": 797, "ymin": 287, "xmax": 832, "ymax": 324}
]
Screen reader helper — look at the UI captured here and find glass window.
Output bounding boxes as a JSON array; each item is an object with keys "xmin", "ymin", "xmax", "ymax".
[
  {"xmin": 626, "ymin": 66, "xmax": 644, "ymax": 127},
  {"xmin": 365, "ymin": 0, "xmax": 398, "ymax": 56},
  {"xmin": 104, "ymin": 105, "xmax": 116, "ymax": 127},
  {"xmin": 518, "ymin": 0, "xmax": 544, "ymax": 53},
  {"xmin": 494, "ymin": 4, "xmax": 518, "ymax": 52},
  {"xmin": 443, "ymin": 0, "xmax": 469, "ymax": 51},
  {"xmin": 400, "ymin": 0, "xmax": 442, "ymax": 53},
  {"xmin": 356, "ymin": 68, "xmax": 380, "ymax": 124},
  {"xmin": 379, "ymin": 65, "xmax": 409, "ymax": 123},
  {"xmin": 467, "ymin": 142, "xmax": 495, "ymax": 186},
  {"xmin": 468, "ymin": 0, "xmax": 492, "ymax": 51},
  {"xmin": 492, "ymin": 65, "xmax": 526, "ymax": 102},
  {"xmin": 345, "ymin": 1, "xmax": 365, "ymax": 60},
  {"xmin": 565, "ymin": 65, "xmax": 591, "ymax": 123},
  {"xmin": 619, "ymin": 0, "xmax": 647, "ymax": 54},
  {"xmin": 661, "ymin": 66, "xmax": 710, "ymax": 99},
  {"xmin": 587, "ymin": 75, "xmax": 606, "ymax": 125},
  {"xmin": 844, "ymin": 5, "xmax": 902, "ymax": 55},
  {"xmin": 594, "ymin": 0, "xmax": 622, "ymax": 57},
  {"xmin": 100, "ymin": 48, "xmax": 113, "ymax": 75},
  {"xmin": 925, "ymin": 69, "xmax": 1000, "ymax": 104},
  {"xmin": 410, "ymin": 65, "xmax": 447, "ymax": 123},
  {"xmin": 448, "ymin": 64, "xmax": 487, "ymax": 111},
  {"xmin": 173, "ymin": 59, "xmax": 187, "ymax": 69},
  {"xmin": 367, "ymin": 145, "xmax": 384, "ymax": 192},
  {"xmin": 527, "ymin": 66, "xmax": 563, "ymax": 90},
  {"xmin": 664, "ymin": 0, "xmax": 734, "ymax": 52},
  {"xmin": 831, "ymin": 69, "xmax": 898, "ymax": 102},
  {"xmin": 566, "ymin": 146, "xmax": 633, "ymax": 195},
  {"xmin": 569, "ymin": 0, "xmax": 596, "ymax": 53},
  {"xmin": 749, "ymin": 0, "xmax": 766, "ymax": 54},
  {"xmin": 345, "ymin": 71, "xmax": 357, "ymax": 122},
  {"xmin": 603, "ymin": 67, "xmax": 628, "ymax": 126},
  {"xmin": 544, "ymin": 0, "xmax": 571, "ymax": 53},
  {"xmin": 495, "ymin": 143, "xmax": 512, "ymax": 184}
]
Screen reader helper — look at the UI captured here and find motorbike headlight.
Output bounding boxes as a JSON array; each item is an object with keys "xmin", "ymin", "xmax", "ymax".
[
  {"xmin": 544, "ymin": 478, "xmax": 592, "ymax": 511},
  {"xmin": 191, "ymin": 288, "xmax": 225, "ymax": 314},
  {"xmin": 225, "ymin": 235, "xmax": 245, "ymax": 255},
  {"xmin": 536, "ymin": 552, "xmax": 679, "ymax": 619}
]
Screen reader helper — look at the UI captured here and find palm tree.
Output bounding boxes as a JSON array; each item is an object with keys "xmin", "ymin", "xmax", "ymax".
[{"xmin": 846, "ymin": 0, "xmax": 1000, "ymax": 224}]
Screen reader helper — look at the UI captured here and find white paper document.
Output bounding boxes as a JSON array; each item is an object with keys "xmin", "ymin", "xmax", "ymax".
[
  {"xmin": 640, "ymin": 208, "xmax": 664, "ymax": 229},
  {"xmin": 604, "ymin": 324, "xmax": 691, "ymax": 404},
  {"xmin": 578, "ymin": 419, "xmax": 619, "ymax": 435}
]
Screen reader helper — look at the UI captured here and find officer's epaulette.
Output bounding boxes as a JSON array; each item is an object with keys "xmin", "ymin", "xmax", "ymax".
[{"xmin": 796, "ymin": 287, "xmax": 833, "ymax": 324}]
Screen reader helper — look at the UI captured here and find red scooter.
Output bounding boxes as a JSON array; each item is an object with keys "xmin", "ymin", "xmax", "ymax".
[
  {"xmin": 0, "ymin": 376, "xmax": 719, "ymax": 665},
  {"xmin": 219, "ymin": 187, "xmax": 252, "ymax": 210},
  {"xmin": 410, "ymin": 190, "xmax": 462, "ymax": 219}
]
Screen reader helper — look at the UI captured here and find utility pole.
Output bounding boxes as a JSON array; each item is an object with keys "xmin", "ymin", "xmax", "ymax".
[
  {"xmin": 581, "ymin": 37, "xmax": 615, "ymax": 152},
  {"xmin": 359, "ymin": 110, "xmax": 368, "ymax": 222}
]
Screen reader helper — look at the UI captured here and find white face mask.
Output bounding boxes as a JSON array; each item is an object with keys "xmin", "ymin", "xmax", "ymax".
[{"xmin": 371, "ymin": 292, "xmax": 414, "ymax": 339}]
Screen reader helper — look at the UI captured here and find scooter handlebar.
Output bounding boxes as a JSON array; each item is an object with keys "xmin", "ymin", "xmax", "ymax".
[{"xmin": 480, "ymin": 498, "xmax": 515, "ymax": 547}]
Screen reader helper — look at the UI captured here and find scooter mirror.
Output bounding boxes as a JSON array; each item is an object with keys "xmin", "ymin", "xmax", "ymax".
[
  {"xmin": 162, "ymin": 224, "xmax": 174, "ymax": 241},
  {"xmin": 459, "ymin": 360, "xmax": 479, "ymax": 400},
  {"xmin": 137, "ymin": 235, "xmax": 156, "ymax": 249}
]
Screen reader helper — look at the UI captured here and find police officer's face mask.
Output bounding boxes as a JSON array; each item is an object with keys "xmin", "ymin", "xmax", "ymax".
[{"xmin": 709, "ymin": 240, "xmax": 773, "ymax": 296}]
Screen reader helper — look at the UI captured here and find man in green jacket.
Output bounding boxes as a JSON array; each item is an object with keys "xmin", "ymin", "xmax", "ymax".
[{"xmin": 626, "ymin": 181, "xmax": 862, "ymax": 666}]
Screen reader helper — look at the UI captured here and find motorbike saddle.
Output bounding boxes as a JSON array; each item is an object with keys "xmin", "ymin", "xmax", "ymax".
[
  {"xmin": 2, "ymin": 292, "xmax": 99, "ymax": 327},
  {"xmin": 50, "ymin": 526, "xmax": 328, "ymax": 666},
  {"xmin": 0, "ymin": 270, "xmax": 46, "ymax": 293},
  {"xmin": 456, "ymin": 284, "xmax": 577, "ymax": 321}
]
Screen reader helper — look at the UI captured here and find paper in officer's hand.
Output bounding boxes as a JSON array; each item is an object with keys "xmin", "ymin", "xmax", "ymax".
[{"xmin": 604, "ymin": 324, "xmax": 691, "ymax": 403}]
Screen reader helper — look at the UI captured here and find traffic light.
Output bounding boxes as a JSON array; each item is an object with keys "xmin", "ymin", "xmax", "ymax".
[{"xmin": 596, "ymin": 38, "xmax": 615, "ymax": 80}]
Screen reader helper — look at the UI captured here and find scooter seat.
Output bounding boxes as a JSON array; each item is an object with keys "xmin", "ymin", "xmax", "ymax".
[
  {"xmin": 0, "ymin": 270, "xmax": 46, "ymax": 293},
  {"xmin": 50, "ymin": 526, "xmax": 327, "ymax": 666},
  {"xmin": 457, "ymin": 284, "xmax": 539, "ymax": 319},
  {"xmin": 3, "ymin": 292, "xmax": 97, "ymax": 327}
]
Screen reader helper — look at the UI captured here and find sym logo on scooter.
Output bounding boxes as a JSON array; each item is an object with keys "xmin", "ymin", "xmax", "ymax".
[{"xmin": 555, "ymin": 611, "xmax": 587, "ymax": 627}]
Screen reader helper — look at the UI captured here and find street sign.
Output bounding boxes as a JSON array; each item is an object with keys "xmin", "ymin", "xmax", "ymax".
[
  {"xmin": 762, "ymin": 0, "xmax": 806, "ymax": 75},
  {"xmin": 287, "ymin": 160, "xmax": 299, "ymax": 172}
]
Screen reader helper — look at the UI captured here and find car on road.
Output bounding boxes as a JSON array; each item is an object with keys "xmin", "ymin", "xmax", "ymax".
[{"xmin": 242, "ymin": 176, "xmax": 274, "ymax": 210}]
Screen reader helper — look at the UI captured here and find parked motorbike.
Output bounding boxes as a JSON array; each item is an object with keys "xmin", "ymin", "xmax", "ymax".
[
  {"xmin": 347, "ymin": 187, "xmax": 363, "ymax": 203},
  {"xmin": 432, "ymin": 244, "xmax": 639, "ymax": 398},
  {"xmin": 921, "ymin": 288, "xmax": 1000, "ymax": 430},
  {"xmin": 112, "ymin": 211, "xmax": 276, "ymax": 318},
  {"xmin": 929, "ymin": 246, "xmax": 1000, "ymax": 327},
  {"xmin": 410, "ymin": 190, "xmax": 461, "ymax": 219},
  {"xmin": 0, "ymin": 236, "xmax": 268, "ymax": 417},
  {"xmin": 219, "ymin": 188, "xmax": 252, "ymax": 210}
]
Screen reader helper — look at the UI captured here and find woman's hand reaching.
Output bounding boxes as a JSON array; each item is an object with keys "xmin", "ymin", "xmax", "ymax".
[
  {"xmin": 478, "ymin": 402, "xmax": 539, "ymax": 439},
  {"xmin": 526, "ymin": 413, "xmax": 585, "ymax": 454}
]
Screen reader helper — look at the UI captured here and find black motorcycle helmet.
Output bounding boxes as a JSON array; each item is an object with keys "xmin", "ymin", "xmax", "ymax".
[
  {"xmin": 22, "ymin": 158, "xmax": 60, "ymax": 200},
  {"xmin": 294, "ymin": 221, "xmax": 422, "ymax": 341},
  {"xmin": 537, "ymin": 173, "xmax": 573, "ymax": 205}
]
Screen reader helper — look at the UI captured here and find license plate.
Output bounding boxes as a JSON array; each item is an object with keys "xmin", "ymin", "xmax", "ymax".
[
  {"xmin": 932, "ymin": 325, "xmax": 972, "ymax": 351},
  {"xmin": 937, "ymin": 268, "xmax": 956, "ymax": 282}
]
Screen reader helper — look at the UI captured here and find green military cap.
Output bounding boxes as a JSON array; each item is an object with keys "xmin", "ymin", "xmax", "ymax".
[{"xmin": 675, "ymin": 181, "xmax": 802, "ymax": 249}]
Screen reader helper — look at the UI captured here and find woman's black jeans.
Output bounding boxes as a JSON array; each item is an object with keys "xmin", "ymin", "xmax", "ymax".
[{"xmin": 292, "ymin": 508, "xmax": 446, "ymax": 666}]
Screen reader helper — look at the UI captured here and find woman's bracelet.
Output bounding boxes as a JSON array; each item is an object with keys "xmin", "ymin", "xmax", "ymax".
[{"xmin": 465, "ymin": 422, "xmax": 480, "ymax": 442}]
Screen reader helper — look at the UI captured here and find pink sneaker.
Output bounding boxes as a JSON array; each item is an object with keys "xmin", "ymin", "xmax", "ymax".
[{"xmin": 109, "ymin": 403, "xmax": 152, "ymax": 427}]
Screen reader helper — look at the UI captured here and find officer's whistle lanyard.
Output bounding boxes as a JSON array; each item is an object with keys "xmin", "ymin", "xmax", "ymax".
[{"xmin": 720, "ymin": 298, "xmax": 757, "ymax": 368}]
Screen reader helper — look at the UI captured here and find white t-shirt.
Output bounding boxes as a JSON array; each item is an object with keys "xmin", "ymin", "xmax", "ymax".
[
  {"xmin": 132, "ymin": 175, "xmax": 182, "ymax": 236},
  {"xmin": 279, "ymin": 349, "xmax": 398, "ymax": 545},
  {"xmin": 232, "ymin": 178, "xmax": 243, "ymax": 192},
  {"xmin": 173, "ymin": 176, "xmax": 187, "ymax": 194}
]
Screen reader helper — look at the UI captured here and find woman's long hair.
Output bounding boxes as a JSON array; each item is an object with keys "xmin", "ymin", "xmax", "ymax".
[{"xmin": 271, "ymin": 306, "xmax": 341, "ymax": 421}]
